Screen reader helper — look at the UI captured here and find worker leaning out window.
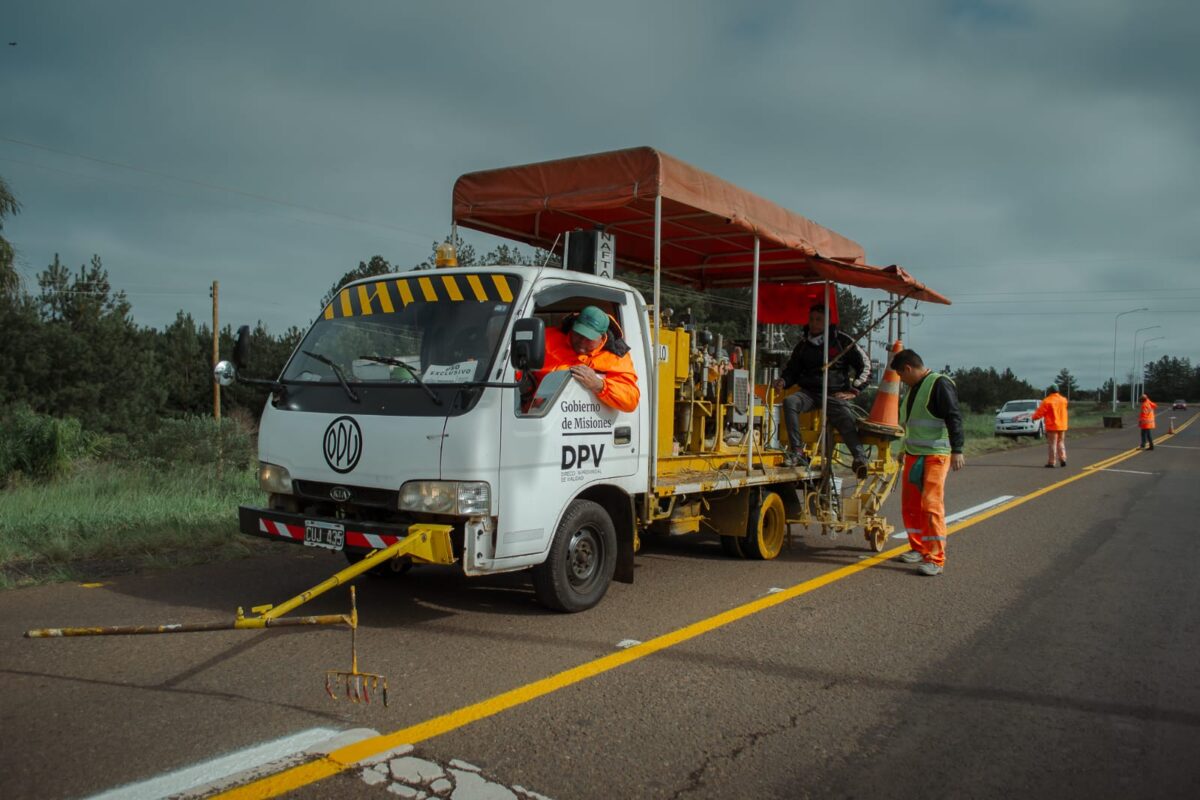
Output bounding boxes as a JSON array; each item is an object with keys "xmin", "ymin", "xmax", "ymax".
[{"xmin": 522, "ymin": 305, "xmax": 640, "ymax": 413}]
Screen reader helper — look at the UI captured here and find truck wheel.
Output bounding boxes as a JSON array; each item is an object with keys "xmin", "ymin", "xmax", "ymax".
[
  {"xmin": 720, "ymin": 535, "xmax": 747, "ymax": 558},
  {"xmin": 1034, "ymin": 425, "xmax": 1044, "ymax": 439},
  {"xmin": 533, "ymin": 499, "xmax": 616, "ymax": 612},
  {"xmin": 742, "ymin": 492, "xmax": 786, "ymax": 560}
]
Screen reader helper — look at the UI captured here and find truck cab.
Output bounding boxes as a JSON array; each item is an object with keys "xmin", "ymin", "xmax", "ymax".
[{"xmin": 236, "ymin": 264, "xmax": 651, "ymax": 612}]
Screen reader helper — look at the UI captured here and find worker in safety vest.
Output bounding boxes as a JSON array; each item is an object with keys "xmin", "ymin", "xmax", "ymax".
[
  {"xmin": 891, "ymin": 348, "xmax": 965, "ymax": 577},
  {"xmin": 1138, "ymin": 394, "xmax": 1157, "ymax": 450},
  {"xmin": 1032, "ymin": 385, "xmax": 1069, "ymax": 468},
  {"xmin": 527, "ymin": 305, "xmax": 640, "ymax": 413}
]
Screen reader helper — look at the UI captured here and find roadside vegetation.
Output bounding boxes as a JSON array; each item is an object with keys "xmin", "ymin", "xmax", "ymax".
[{"xmin": 0, "ymin": 411, "xmax": 264, "ymax": 588}]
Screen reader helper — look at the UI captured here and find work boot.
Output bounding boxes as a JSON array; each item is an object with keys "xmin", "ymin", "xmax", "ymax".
[
  {"xmin": 1044, "ymin": 463, "xmax": 1055, "ymax": 468},
  {"xmin": 898, "ymin": 551, "xmax": 923, "ymax": 564},
  {"xmin": 782, "ymin": 449, "xmax": 809, "ymax": 468},
  {"xmin": 918, "ymin": 562, "xmax": 944, "ymax": 576},
  {"xmin": 1059, "ymin": 459, "xmax": 1067, "ymax": 467}
]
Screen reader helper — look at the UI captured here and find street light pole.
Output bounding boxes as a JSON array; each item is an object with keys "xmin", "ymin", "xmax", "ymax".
[
  {"xmin": 1112, "ymin": 308, "xmax": 1148, "ymax": 412},
  {"xmin": 1132, "ymin": 325, "xmax": 1161, "ymax": 401},
  {"xmin": 1138, "ymin": 336, "xmax": 1165, "ymax": 400}
]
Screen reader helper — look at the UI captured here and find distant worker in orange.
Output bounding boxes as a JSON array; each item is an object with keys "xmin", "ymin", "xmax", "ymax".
[
  {"xmin": 528, "ymin": 305, "xmax": 640, "ymax": 412},
  {"xmin": 1138, "ymin": 393, "xmax": 1157, "ymax": 450},
  {"xmin": 891, "ymin": 349, "xmax": 965, "ymax": 577},
  {"xmin": 1032, "ymin": 385, "xmax": 1069, "ymax": 468}
]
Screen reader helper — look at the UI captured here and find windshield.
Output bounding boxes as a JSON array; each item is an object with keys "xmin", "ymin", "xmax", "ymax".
[
  {"xmin": 284, "ymin": 272, "xmax": 520, "ymax": 386},
  {"xmin": 1001, "ymin": 401, "xmax": 1038, "ymax": 412}
]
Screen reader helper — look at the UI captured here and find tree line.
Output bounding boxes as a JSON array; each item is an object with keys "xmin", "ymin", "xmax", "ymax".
[{"xmin": 3, "ymin": 175, "xmax": 1195, "ymax": 441}]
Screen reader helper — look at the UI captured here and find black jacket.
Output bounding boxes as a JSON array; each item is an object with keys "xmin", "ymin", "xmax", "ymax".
[{"xmin": 780, "ymin": 325, "xmax": 870, "ymax": 396}]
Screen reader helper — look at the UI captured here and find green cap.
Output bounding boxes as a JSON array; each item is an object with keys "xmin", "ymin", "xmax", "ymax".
[{"xmin": 572, "ymin": 305, "xmax": 610, "ymax": 340}]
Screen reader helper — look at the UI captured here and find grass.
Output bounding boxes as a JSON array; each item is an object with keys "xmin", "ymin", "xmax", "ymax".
[{"xmin": 0, "ymin": 460, "xmax": 266, "ymax": 589}]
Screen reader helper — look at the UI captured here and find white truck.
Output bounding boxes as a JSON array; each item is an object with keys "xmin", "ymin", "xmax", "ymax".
[{"xmin": 218, "ymin": 147, "xmax": 949, "ymax": 612}]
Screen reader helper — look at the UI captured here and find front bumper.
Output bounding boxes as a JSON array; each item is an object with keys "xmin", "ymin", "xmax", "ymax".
[
  {"xmin": 995, "ymin": 422, "xmax": 1039, "ymax": 435},
  {"xmin": 239, "ymin": 505, "xmax": 460, "ymax": 562}
]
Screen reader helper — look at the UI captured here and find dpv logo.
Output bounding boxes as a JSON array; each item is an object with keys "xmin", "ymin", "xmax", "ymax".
[
  {"xmin": 561, "ymin": 443, "xmax": 605, "ymax": 471},
  {"xmin": 323, "ymin": 416, "xmax": 363, "ymax": 474}
]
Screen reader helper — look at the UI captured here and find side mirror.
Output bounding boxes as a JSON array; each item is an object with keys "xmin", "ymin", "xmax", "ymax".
[
  {"xmin": 213, "ymin": 360, "xmax": 237, "ymax": 387},
  {"xmin": 511, "ymin": 317, "xmax": 545, "ymax": 372},
  {"xmin": 233, "ymin": 325, "xmax": 251, "ymax": 368}
]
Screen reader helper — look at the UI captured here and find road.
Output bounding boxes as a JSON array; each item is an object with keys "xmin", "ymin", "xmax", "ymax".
[{"xmin": 2, "ymin": 413, "xmax": 1198, "ymax": 800}]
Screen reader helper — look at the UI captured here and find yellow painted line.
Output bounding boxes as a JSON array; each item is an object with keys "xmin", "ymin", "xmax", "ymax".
[
  {"xmin": 80, "ymin": 582, "xmax": 105, "ymax": 589},
  {"xmin": 216, "ymin": 433, "xmax": 1184, "ymax": 799},
  {"xmin": 417, "ymin": 276, "xmax": 438, "ymax": 302}
]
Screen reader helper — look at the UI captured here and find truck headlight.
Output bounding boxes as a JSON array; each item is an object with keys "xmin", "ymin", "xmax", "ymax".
[
  {"xmin": 259, "ymin": 463, "xmax": 293, "ymax": 494},
  {"xmin": 399, "ymin": 481, "xmax": 491, "ymax": 515}
]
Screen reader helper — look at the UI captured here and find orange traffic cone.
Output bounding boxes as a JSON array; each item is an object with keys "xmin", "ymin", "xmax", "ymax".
[{"xmin": 860, "ymin": 340, "xmax": 905, "ymax": 438}]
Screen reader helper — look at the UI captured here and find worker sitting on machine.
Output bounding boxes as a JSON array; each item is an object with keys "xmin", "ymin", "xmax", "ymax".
[{"xmin": 772, "ymin": 303, "xmax": 871, "ymax": 478}]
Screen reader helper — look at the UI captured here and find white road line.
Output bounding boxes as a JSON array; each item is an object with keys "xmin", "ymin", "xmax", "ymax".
[
  {"xmin": 85, "ymin": 727, "xmax": 341, "ymax": 800},
  {"xmin": 1100, "ymin": 468, "xmax": 1156, "ymax": 475},
  {"xmin": 1158, "ymin": 445, "xmax": 1200, "ymax": 450},
  {"xmin": 890, "ymin": 495, "xmax": 1015, "ymax": 539}
]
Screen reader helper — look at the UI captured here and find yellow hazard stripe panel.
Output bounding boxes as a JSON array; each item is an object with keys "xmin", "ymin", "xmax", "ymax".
[{"xmin": 319, "ymin": 274, "xmax": 519, "ymax": 319}]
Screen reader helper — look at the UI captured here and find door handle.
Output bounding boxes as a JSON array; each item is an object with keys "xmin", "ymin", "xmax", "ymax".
[{"xmin": 614, "ymin": 426, "xmax": 631, "ymax": 445}]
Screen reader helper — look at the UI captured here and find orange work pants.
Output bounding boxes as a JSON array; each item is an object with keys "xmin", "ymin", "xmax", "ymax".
[
  {"xmin": 1045, "ymin": 430, "xmax": 1066, "ymax": 465},
  {"xmin": 902, "ymin": 453, "xmax": 949, "ymax": 567}
]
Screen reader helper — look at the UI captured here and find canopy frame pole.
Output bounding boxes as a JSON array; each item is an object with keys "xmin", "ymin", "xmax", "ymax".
[
  {"xmin": 646, "ymin": 194, "xmax": 662, "ymax": 521},
  {"xmin": 747, "ymin": 236, "xmax": 761, "ymax": 472},
  {"xmin": 820, "ymin": 280, "xmax": 833, "ymax": 500}
]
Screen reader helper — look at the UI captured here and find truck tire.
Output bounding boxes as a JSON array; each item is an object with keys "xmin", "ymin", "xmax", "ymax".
[
  {"xmin": 719, "ymin": 535, "xmax": 747, "ymax": 558},
  {"xmin": 533, "ymin": 499, "xmax": 617, "ymax": 613},
  {"xmin": 742, "ymin": 491, "xmax": 786, "ymax": 560}
]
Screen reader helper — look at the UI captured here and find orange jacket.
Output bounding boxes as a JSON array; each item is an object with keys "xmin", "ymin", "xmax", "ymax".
[
  {"xmin": 1139, "ymin": 399, "xmax": 1157, "ymax": 429},
  {"xmin": 1032, "ymin": 392, "xmax": 1069, "ymax": 431},
  {"xmin": 533, "ymin": 327, "xmax": 640, "ymax": 412}
]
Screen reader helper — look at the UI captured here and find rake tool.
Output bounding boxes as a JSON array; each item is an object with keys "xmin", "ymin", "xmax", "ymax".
[{"xmin": 325, "ymin": 586, "xmax": 388, "ymax": 707}]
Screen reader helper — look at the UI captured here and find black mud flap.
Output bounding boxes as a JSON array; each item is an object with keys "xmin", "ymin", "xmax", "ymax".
[{"xmin": 614, "ymin": 495, "xmax": 636, "ymax": 584}]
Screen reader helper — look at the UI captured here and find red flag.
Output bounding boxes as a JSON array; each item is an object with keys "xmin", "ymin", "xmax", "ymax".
[{"xmin": 756, "ymin": 284, "xmax": 839, "ymax": 326}]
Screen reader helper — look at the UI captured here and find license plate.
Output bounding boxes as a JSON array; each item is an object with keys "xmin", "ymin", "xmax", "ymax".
[{"xmin": 304, "ymin": 520, "xmax": 345, "ymax": 551}]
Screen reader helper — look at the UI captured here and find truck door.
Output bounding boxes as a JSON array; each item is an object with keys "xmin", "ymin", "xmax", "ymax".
[{"xmin": 493, "ymin": 289, "xmax": 644, "ymax": 559}]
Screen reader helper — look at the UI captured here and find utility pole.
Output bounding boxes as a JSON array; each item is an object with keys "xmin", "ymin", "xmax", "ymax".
[
  {"xmin": 211, "ymin": 280, "xmax": 222, "ymax": 480},
  {"xmin": 211, "ymin": 280, "xmax": 220, "ymax": 423}
]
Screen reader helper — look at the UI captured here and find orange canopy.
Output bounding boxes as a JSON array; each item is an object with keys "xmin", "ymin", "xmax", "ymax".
[{"xmin": 452, "ymin": 146, "xmax": 949, "ymax": 304}]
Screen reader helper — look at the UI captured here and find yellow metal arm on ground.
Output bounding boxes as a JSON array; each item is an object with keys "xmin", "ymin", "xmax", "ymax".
[{"xmin": 23, "ymin": 524, "xmax": 455, "ymax": 638}]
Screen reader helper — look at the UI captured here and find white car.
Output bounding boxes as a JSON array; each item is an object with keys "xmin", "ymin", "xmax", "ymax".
[{"xmin": 994, "ymin": 399, "xmax": 1045, "ymax": 438}]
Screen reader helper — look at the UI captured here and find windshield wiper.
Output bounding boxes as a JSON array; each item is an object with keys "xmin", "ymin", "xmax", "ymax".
[
  {"xmin": 357, "ymin": 355, "xmax": 442, "ymax": 406},
  {"xmin": 301, "ymin": 350, "xmax": 359, "ymax": 402}
]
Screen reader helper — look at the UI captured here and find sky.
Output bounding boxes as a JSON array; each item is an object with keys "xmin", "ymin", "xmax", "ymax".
[{"xmin": 2, "ymin": 0, "xmax": 1198, "ymax": 393}]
